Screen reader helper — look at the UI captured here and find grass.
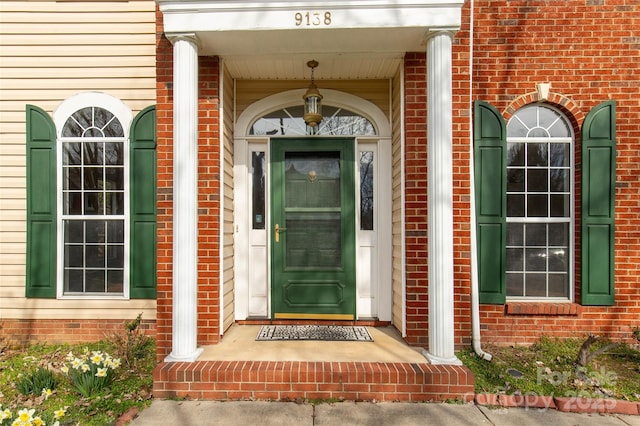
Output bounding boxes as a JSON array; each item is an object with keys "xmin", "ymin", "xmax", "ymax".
[
  {"xmin": 458, "ymin": 336, "xmax": 640, "ymax": 402},
  {"xmin": 0, "ymin": 325, "xmax": 155, "ymax": 426}
]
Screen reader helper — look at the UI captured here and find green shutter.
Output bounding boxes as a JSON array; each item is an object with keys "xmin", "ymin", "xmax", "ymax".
[
  {"xmin": 26, "ymin": 105, "xmax": 57, "ymax": 298},
  {"xmin": 129, "ymin": 106, "xmax": 157, "ymax": 299},
  {"xmin": 474, "ymin": 101, "xmax": 507, "ymax": 304},
  {"xmin": 581, "ymin": 101, "xmax": 616, "ymax": 306}
]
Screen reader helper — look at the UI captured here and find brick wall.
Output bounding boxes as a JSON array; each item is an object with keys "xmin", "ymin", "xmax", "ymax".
[
  {"xmin": 1, "ymin": 319, "xmax": 156, "ymax": 348},
  {"xmin": 451, "ymin": 0, "xmax": 640, "ymax": 346},
  {"xmin": 403, "ymin": 53, "xmax": 430, "ymax": 347},
  {"xmin": 155, "ymin": 7, "xmax": 174, "ymax": 360}
]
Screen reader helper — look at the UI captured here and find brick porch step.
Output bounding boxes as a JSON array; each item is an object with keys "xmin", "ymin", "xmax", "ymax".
[{"xmin": 153, "ymin": 361, "xmax": 474, "ymax": 402}]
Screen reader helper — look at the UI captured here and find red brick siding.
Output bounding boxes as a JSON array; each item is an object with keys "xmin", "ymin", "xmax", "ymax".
[
  {"xmin": 155, "ymin": 7, "xmax": 174, "ymax": 360},
  {"xmin": 402, "ymin": 53, "xmax": 429, "ymax": 347},
  {"xmin": 1, "ymin": 319, "xmax": 156, "ymax": 348},
  {"xmin": 197, "ymin": 56, "xmax": 222, "ymax": 347},
  {"xmin": 454, "ymin": 0, "xmax": 640, "ymax": 345}
]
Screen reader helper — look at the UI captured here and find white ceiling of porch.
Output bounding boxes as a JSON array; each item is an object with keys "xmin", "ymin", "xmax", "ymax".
[{"xmin": 222, "ymin": 52, "xmax": 404, "ymax": 80}]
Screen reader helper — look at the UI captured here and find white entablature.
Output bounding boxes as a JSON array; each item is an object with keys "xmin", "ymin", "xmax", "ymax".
[{"xmin": 157, "ymin": 1, "xmax": 463, "ymax": 62}]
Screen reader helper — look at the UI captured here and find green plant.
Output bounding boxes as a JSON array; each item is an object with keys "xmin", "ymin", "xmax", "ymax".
[
  {"xmin": 106, "ymin": 313, "xmax": 154, "ymax": 368},
  {"xmin": 0, "ymin": 404, "xmax": 68, "ymax": 426},
  {"xmin": 62, "ymin": 348, "xmax": 121, "ymax": 397},
  {"xmin": 16, "ymin": 367, "xmax": 56, "ymax": 396}
]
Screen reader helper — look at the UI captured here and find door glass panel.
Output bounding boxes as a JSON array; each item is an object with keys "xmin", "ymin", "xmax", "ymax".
[
  {"xmin": 252, "ymin": 151, "xmax": 266, "ymax": 229},
  {"xmin": 284, "ymin": 151, "xmax": 341, "ymax": 268},
  {"xmin": 359, "ymin": 151, "xmax": 374, "ymax": 230}
]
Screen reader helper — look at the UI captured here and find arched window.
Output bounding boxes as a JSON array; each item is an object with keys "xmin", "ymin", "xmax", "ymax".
[
  {"xmin": 506, "ymin": 104, "xmax": 573, "ymax": 299},
  {"xmin": 250, "ymin": 105, "xmax": 376, "ymax": 136},
  {"xmin": 60, "ymin": 106, "xmax": 127, "ymax": 294}
]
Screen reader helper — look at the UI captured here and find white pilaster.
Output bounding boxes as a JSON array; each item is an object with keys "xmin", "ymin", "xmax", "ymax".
[
  {"xmin": 424, "ymin": 30, "xmax": 462, "ymax": 365},
  {"xmin": 165, "ymin": 34, "xmax": 203, "ymax": 362}
]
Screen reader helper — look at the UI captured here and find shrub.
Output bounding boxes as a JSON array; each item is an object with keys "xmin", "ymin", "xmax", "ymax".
[
  {"xmin": 16, "ymin": 368, "xmax": 56, "ymax": 396},
  {"xmin": 106, "ymin": 313, "xmax": 154, "ymax": 368},
  {"xmin": 62, "ymin": 348, "xmax": 121, "ymax": 397}
]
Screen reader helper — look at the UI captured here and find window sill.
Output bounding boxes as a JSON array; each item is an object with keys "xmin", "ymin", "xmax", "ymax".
[{"xmin": 505, "ymin": 302, "xmax": 580, "ymax": 316}]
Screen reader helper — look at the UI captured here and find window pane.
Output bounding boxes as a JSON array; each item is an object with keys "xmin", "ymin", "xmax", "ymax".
[
  {"xmin": 548, "ymin": 223, "xmax": 568, "ymax": 246},
  {"xmin": 85, "ymin": 270, "xmax": 105, "ymax": 292},
  {"xmin": 84, "ymin": 143, "xmax": 103, "ymax": 165},
  {"xmin": 64, "ymin": 269, "xmax": 83, "ymax": 292},
  {"xmin": 84, "ymin": 192, "xmax": 103, "ymax": 215},
  {"xmin": 548, "ymin": 248, "xmax": 566, "ymax": 271},
  {"xmin": 507, "ymin": 143, "xmax": 525, "ymax": 166},
  {"xmin": 250, "ymin": 105, "xmax": 376, "ymax": 136},
  {"xmin": 86, "ymin": 220, "xmax": 104, "ymax": 243},
  {"xmin": 550, "ymin": 194, "xmax": 570, "ymax": 217},
  {"xmin": 63, "ymin": 143, "xmax": 82, "ymax": 165},
  {"xmin": 527, "ymin": 169, "xmax": 548, "ymax": 192},
  {"xmin": 86, "ymin": 245, "xmax": 104, "ymax": 268},
  {"xmin": 105, "ymin": 192, "xmax": 124, "ymax": 215},
  {"xmin": 105, "ymin": 142, "xmax": 123, "ymax": 165},
  {"xmin": 548, "ymin": 274, "xmax": 569, "ymax": 297},
  {"xmin": 527, "ymin": 194, "xmax": 548, "ymax": 217},
  {"xmin": 64, "ymin": 192, "xmax": 82, "ymax": 215},
  {"xmin": 107, "ymin": 270, "xmax": 124, "ymax": 293},
  {"xmin": 550, "ymin": 143, "xmax": 570, "ymax": 167},
  {"xmin": 507, "ymin": 169, "xmax": 525, "ymax": 192},
  {"xmin": 506, "ymin": 248, "xmax": 523, "ymax": 271},
  {"xmin": 107, "ymin": 220, "xmax": 124, "ymax": 243},
  {"xmin": 83, "ymin": 167, "xmax": 103, "ymax": 190},
  {"xmin": 63, "ymin": 168, "xmax": 82, "ymax": 190},
  {"xmin": 525, "ymin": 223, "xmax": 546, "ymax": 246},
  {"xmin": 105, "ymin": 167, "xmax": 123, "ymax": 189},
  {"xmin": 525, "ymin": 274, "xmax": 546, "ymax": 297},
  {"xmin": 507, "ymin": 194, "xmax": 525, "ymax": 217},
  {"xmin": 251, "ymin": 152, "xmax": 266, "ymax": 229},
  {"xmin": 550, "ymin": 169, "xmax": 569, "ymax": 192},
  {"xmin": 107, "ymin": 245, "xmax": 124, "ymax": 268},
  {"xmin": 360, "ymin": 151, "xmax": 374, "ymax": 230},
  {"xmin": 525, "ymin": 248, "xmax": 546, "ymax": 271},
  {"xmin": 64, "ymin": 245, "xmax": 83, "ymax": 268},
  {"xmin": 65, "ymin": 221, "xmax": 84, "ymax": 243},
  {"xmin": 527, "ymin": 143, "xmax": 548, "ymax": 166},
  {"xmin": 506, "ymin": 223, "xmax": 523, "ymax": 245},
  {"xmin": 506, "ymin": 273, "xmax": 524, "ymax": 296}
]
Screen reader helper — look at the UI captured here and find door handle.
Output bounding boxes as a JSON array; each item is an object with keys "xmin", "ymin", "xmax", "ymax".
[{"xmin": 275, "ymin": 223, "xmax": 287, "ymax": 243}]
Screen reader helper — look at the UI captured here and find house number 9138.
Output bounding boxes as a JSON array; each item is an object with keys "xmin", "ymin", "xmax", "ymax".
[{"xmin": 295, "ymin": 12, "xmax": 332, "ymax": 26}]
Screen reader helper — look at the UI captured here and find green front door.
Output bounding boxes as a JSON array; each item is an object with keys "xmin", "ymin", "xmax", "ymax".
[{"xmin": 271, "ymin": 138, "xmax": 356, "ymax": 320}]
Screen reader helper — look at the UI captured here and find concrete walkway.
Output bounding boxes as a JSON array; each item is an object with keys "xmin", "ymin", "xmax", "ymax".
[{"xmin": 130, "ymin": 400, "xmax": 640, "ymax": 426}]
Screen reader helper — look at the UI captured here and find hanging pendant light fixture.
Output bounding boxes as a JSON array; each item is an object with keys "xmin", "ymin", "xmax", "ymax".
[{"xmin": 303, "ymin": 60, "xmax": 323, "ymax": 130}]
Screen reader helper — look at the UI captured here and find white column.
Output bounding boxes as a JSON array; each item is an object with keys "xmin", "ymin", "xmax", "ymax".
[
  {"xmin": 424, "ymin": 30, "xmax": 461, "ymax": 365},
  {"xmin": 165, "ymin": 34, "xmax": 203, "ymax": 362}
]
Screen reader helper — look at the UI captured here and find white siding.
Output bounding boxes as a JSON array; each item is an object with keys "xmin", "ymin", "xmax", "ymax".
[
  {"xmin": 391, "ymin": 67, "xmax": 405, "ymax": 333},
  {"xmin": 222, "ymin": 64, "xmax": 235, "ymax": 332},
  {"xmin": 0, "ymin": 1, "xmax": 157, "ymax": 320}
]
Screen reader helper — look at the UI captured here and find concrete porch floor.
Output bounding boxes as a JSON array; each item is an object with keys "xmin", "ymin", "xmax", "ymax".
[{"xmin": 197, "ymin": 325, "xmax": 428, "ymax": 363}]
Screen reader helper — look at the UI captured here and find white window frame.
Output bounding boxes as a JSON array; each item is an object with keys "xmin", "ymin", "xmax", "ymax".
[
  {"xmin": 53, "ymin": 92, "xmax": 133, "ymax": 299},
  {"xmin": 506, "ymin": 104, "xmax": 575, "ymax": 302}
]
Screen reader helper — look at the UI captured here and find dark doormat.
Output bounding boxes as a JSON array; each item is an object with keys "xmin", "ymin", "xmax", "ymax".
[{"xmin": 256, "ymin": 325, "xmax": 373, "ymax": 342}]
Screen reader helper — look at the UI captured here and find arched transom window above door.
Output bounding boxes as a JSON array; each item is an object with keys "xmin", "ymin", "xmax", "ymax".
[{"xmin": 250, "ymin": 105, "xmax": 377, "ymax": 136}]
